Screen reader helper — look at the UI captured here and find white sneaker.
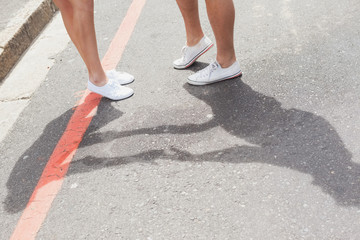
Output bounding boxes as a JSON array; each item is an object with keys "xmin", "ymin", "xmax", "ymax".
[
  {"xmin": 173, "ymin": 36, "xmax": 214, "ymax": 69},
  {"xmin": 87, "ymin": 78, "xmax": 134, "ymax": 100},
  {"xmin": 187, "ymin": 60, "xmax": 242, "ymax": 86},
  {"xmin": 106, "ymin": 69, "xmax": 134, "ymax": 85}
]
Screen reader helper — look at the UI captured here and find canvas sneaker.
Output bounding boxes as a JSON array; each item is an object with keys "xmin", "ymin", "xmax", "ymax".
[
  {"xmin": 87, "ymin": 78, "xmax": 134, "ymax": 100},
  {"xmin": 173, "ymin": 36, "xmax": 214, "ymax": 69},
  {"xmin": 106, "ymin": 69, "xmax": 134, "ymax": 85},
  {"xmin": 187, "ymin": 60, "xmax": 242, "ymax": 86}
]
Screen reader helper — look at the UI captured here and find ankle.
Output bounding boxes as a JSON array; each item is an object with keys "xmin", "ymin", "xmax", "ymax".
[
  {"xmin": 216, "ymin": 55, "xmax": 237, "ymax": 68},
  {"xmin": 89, "ymin": 73, "xmax": 108, "ymax": 87},
  {"xmin": 186, "ymin": 34, "xmax": 204, "ymax": 47}
]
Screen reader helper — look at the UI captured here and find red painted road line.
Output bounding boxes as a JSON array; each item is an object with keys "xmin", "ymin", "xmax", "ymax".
[
  {"xmin": 10, "ymin": 0, "xmax": 147, "ymax": 239},
  {"xmin": 102, "ymin": 0, "xmax": 146, "ymax": 70}
]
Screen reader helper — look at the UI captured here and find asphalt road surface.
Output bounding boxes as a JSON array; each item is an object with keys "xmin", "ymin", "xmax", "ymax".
[{"xmin": 1, "ymin": 0, "xmax": 360, "ymax": 239}]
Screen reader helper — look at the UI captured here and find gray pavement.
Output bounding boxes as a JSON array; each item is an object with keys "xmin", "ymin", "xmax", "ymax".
[{"xmin": 1, "ymin": 0, "xmax": 360, "ymax": 239}]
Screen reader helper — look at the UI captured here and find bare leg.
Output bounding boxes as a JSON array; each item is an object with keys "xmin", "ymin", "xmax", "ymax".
[
  {"xmin": 175, "ymin": 0, "xmax": 204, "ymax": 46},
  {"xmin": 53, "ymin": 0, "xmax": 107, "ymax": 86},
  {"xmin": 205, "ymin": 0, "xmax": 237, "ymax": 68}
]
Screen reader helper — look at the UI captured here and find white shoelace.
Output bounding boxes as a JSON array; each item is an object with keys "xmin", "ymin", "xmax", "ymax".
[
  {"xmin": 108, "ymin": 78, "xmax": 122, "ymax": 89},
  {"xmin": 196, "ymin": 61, "xmax": 219, "ymax": 80},
  {"xmin": 181, "ymin": 46, "xmax": 188, "ymax": 61}
]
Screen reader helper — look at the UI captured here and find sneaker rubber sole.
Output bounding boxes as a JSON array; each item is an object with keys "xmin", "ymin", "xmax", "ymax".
[
  {"xmin": 187, "ymin": 71, "xmax": 242, "ymax": 86},
  {"xmin": 173, "ymin": 43, "xmax": 214, "ymax": 70}
]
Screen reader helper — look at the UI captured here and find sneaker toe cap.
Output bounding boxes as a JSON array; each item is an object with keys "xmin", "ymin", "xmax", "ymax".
[
  {"xmin": 119, "ymin": 72, "xmax": 135, "ymax": 84},
  {"xmin": 107, "ymin": 70, "xmax": 135, "ymax": 85},
  {"xmin": 113, "ymin": 86, "xmax": 134, "ymax": 100},
  {"xmin": 173, "ymin": 58, "xmax": 186, "ymax": 68},
  {"xmin": 187, "ymin": 75, "xmax": 195, "ymax": 81}
]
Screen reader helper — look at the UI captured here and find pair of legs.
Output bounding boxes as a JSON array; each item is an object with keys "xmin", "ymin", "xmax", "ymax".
[
  {"xmin": 53, "ymin": 0, "xmax": 238, "ymax": 97},
  {"xmin": 176, "ymin": 0, "xmax": 237, "ymax": 68},
  {"xmin": 53, "ymin": 0, "xmax": 107, "ymax": 86},
  {"xmin": 53, "ymin": 0, "xmax": 134, "ymax": 100}
]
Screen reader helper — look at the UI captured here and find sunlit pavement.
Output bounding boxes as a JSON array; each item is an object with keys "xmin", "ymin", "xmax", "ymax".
[{"xmin": 1, "ymin": 0, "xmax": 360, "ymax": 239}]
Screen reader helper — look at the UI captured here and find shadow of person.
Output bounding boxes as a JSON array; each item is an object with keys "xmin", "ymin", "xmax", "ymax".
[
  {"xmin": 181, "ymin": 80, "xmax": 359, "ymax": 206},
  {"xmin": 4, "ymin": 95, "xmax": 123, "ymax": 214},
  {"xmin": 73, "ymin": 79, "xmax": 359, "ymax": 207}
]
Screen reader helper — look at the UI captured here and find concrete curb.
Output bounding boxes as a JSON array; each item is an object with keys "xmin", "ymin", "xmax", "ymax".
[{"xmin": 0, "ymin": 0, "xmax": 57, "ymax": 83}]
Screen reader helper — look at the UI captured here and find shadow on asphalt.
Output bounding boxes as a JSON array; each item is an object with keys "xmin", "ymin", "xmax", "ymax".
[
  {"xmin": 71, "ymin": 79, "xmax": 360, "ymax": 207},
  {"xmin": 4, "ymin": 69, "xmax": 360, "ymax": 214},
  {"xmin": 4, "ymin": 99, "xmax": 123, "ymax": 214}
]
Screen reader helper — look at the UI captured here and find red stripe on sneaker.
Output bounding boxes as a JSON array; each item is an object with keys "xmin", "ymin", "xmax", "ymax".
[
  {"xmin": 185, "ymin": 43, "xmax": 214, "ymax": 68},
  {"xmin": 225, "ymin": 71, "xmax": 242, "ymax": 80},
  {"xmin": 10, "ymin": 1, "xmax": 147, "ymax": 239}
]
